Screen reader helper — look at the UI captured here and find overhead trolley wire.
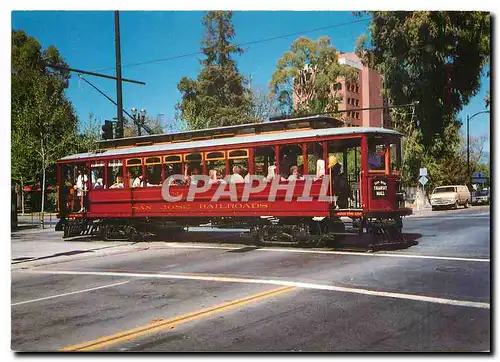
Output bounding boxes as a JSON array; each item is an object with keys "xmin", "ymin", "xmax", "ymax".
[{"xmin": 93, "ymin": 16, "xmax": 373, "ymax": 73}]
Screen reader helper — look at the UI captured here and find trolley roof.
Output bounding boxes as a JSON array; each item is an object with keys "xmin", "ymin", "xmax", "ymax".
[
  {"xmin": 97, "ymin": 115, "xmax": 343, "ymax": 150},
  {"xmin": 61, "ymin": 125, "xmax": 402, "ymax": 162}
]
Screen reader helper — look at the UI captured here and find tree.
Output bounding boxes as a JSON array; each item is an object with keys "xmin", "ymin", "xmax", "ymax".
[
  {"xmin": 123, "ymin": 115, "xmax": 165, "ymax": 137},
  {"xmin": 355, "ymin": 11, "xmax": 490, "ymax": 185},
  {"xmin": 485, "ymin": 70, "xmax": 490, "ymax": 108},
  {"xmin": 166, "ymin": 112, "xmax": 190, "ymax": 133},
  {"xmin": 249, "ymin": 85, "xmax": 279, "ymax": 122},
  {"xmin": 12, "ymin": 29, "xmax": 78, "ymax": 223},
  {"xmin": 20, "ymin": 72, "xmax": 78, "ymax": 222},
  {"xmin": 269, "ymin": 36, "xmax": 358, "ymax": 116},
  {"xmin": 176, "ymin": 11, "xmax": 253, "ymax": 129},
  {"xmin": 11, "ymin": 122, "xmax": 38, "ymax": 215},
  {"xmin": 77, "ymin": 113, "xmax": 102, "ymax": 153}
]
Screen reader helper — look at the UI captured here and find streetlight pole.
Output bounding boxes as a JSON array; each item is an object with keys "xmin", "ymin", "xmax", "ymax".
[
  {"xmin": 467, "ymin": 110, "xmax": 490, "ymax": 187},
  {"xmin": 131, "ymin": 108, "xmax": 147, "ymax": 136}
]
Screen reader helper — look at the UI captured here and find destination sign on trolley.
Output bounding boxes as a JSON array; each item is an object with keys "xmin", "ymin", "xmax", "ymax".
[{"xmin": 372, "ymin": 177, "xmax": 388, "ymax": 199}]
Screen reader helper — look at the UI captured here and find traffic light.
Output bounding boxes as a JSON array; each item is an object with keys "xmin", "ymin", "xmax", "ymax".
[
  {"xmin": 101, "ymin": 120, "xmax": 113, "ymax": 140},
  {"xmin": 113, "ymin": 117, "xmax": 123, "ymax": 139}
]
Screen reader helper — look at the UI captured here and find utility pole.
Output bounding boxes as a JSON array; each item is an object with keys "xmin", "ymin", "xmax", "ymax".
[{"xmin": 115, "ymin": 10, "xmax": 124, "ymax": 139}]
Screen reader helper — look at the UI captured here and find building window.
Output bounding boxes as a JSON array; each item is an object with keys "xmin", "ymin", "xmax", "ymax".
[
  {"xmin": 355, "ymin": 85, "xmax": 359, "ymax": 93},
  {"xmin": 356, "ymin": 99, "xmax": 360, "ymax": 107},
  {"xmin": 355, "ymin": 112, "xmax": 360, "ymax": 119}
]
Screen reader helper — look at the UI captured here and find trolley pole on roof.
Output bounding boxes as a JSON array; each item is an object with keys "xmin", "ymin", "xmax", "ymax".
[{"xmin": 114, "ymin": 10, "xmax": 124, "ymax": 139}]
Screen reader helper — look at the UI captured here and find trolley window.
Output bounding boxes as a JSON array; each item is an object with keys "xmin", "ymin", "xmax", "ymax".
[
  {"xmin": 145, "ymin": 157, "xmax": 162, "ymax": 186},
  {"xmin": 107, "ymin": 159, "xmax": 124, "ymax": 189},
  {"xmin": 279, "ymin": 144, "xmax": 302, "ymax": 179},
  {"xmin": 184, "ymin": 153, "xmax": 203, "ymax": 179},
  {"xmin": 305, "ymin": 142, "xmax": 324, "ymax": 177},
  {"xmin": 253, "ymin": 146, "xmax": 276, "ymax": 181},
  {"xmin": 164, "ymin": 154, "xmax": 182, "ymax": 164},
  {"xmin": 367, "ymin": 136, "xmax": 387, "ymax": 173},
  {"xmin": 390, "ymin": 140, "xmax": 402, "ymax": 175},
  {"xmin": 126, "ymin": 158, "xmax": 143, "ymax": 166},
  {"xmin": 228, "ymin": 149, "xmax": 249, "ymax": 181},
  {"xmin": 145, "ymin": 156, "xmax": 161, "ymax": 165},
  {"xmin": 228, "ymin": 149, "xmax": 249, "ymax": 159},
  {"xmin": 184, "ymin": 153, "xmax": 203, "ymax": 162},
  {"xmin": 126, "ymin": 158, "xmax": 143, "ymax": 187},
  {"xmin": 205, "ymin": 151, "xmax": 226, "ymax": 161},
  {"xmin": 164, "ymin": 154, "xmax": 183, "ymax": 185},
  {"xmin": 90, "ymin": 161, "xmax": 105, "ymax": 189},
  {"xmin": 206, "ymin": 151, "xmax": 227, "ymax": 180}
]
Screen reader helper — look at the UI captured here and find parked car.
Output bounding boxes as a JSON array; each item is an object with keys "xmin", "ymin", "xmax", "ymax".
[
  {"xmin": 430, "ymin": 185, "xmax": 471, "ymax": 210},
  {"xmin": 472, "ymin": 189, "xmax": 490, "ymax": 205}
]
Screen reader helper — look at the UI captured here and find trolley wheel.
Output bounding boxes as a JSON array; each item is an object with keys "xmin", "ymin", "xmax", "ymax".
[{"xmin": 308, "ymin": 221, "xmax": 322, "ymax": 236}]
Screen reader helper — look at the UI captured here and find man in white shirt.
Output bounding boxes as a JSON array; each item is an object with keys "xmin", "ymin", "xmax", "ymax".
[
  {"xmin": 75, "ymin": 169, "xmax": 88, "ymax": 212},
  {"xmin": 229, "ymin": 166, "xmax": 245, "ymax": 183},
  {"xmin": 244, "ymin": 164, "xmax": 266, "ymax": 182},
  {"xmin": 132, "ymin": 175, "xmax": 143, "ymax": 188}
]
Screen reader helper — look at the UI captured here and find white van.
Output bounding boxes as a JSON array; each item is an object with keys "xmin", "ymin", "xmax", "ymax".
[{"xmin": 430, "ymin": 185, "xmax": 471, "ymax": 210}]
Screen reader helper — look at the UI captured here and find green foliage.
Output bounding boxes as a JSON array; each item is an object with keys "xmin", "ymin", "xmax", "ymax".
[
  {"xmin": 269, "ymin": 36, "xmax": 358, "ymax": 116},
  {"xmin": 356, "ymin": 11, "xmax": 490, "ymax": 186},
  {"xmin": 249, "ymin": 86, "xmax": 279, "ymax": 122},
  {"xmin": 11, "ymin": 29, "xmax": 79, "ymax": 214},
  {"xmin": 75, "ymin": 113, "xmax": 101, "ymax": 153},
  {"xmin": 176, "ymin": 11, "xmax": 253, "ymax": 129},
  {"xmin": 123, "ymin": 116, "xmax": 165, "ymax": 137}
]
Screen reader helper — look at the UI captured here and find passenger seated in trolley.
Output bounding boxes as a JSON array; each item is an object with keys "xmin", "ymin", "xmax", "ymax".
[
  {"xmin": 185, "ymin": 165, "xmax": 202, "ymax": 185},
  {"xmin": 229, "ymin": 165, "xmax": 245, "ymax": 183},
  {"xmin": 132, "ymin": 174, "xmax": 143, "ymax": 188},
  {"xmin": 244, "ymin": 164, "xmax": 266, "ymax": 182},
  {"xmin": 209, "ymin": 169, "xmax": 217, "ymax": 184},
  {"xmin": 94, "ymin": 178, "xmax": 104, "ymax": 189},
  {"xmin": 287, "ymin": 165, "xmax": 304, "ymax": 181},
  {"xmin": 315, "ymin": 159, "xmax": 326, "ymax": 180},
  {"xmin": 109, "ymin": 176, "xmax": 124, "ymax": 189},
  {"xmin": 209, "ymin": 169, "xmax": 227, "ymax": 184},
  {"xmin": 266, "ymin": 164, "xmax": 277, "ymax": 182},
  {"xmin": 216, "ymin": 170, "xmax": 227, "ymax": 184}
]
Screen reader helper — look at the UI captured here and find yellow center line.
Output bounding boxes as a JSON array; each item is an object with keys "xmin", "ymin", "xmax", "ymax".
[{"xmin": 59, "ymin": 285, "xmax": 295, "ymax": 352}]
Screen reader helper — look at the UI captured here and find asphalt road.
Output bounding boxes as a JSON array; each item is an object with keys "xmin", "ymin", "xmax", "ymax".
[{"xmin": 11, "ymin": 206, "xmax": 490, "ymax": 352}]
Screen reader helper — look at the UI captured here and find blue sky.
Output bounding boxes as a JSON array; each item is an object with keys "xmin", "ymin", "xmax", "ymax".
[{"xmin": 12, "ymin": 10, "xmax": 490, "ymax": 153}]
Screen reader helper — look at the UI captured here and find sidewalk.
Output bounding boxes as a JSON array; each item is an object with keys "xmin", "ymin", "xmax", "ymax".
[
  {"xmin": 406, "ymin": 206, "xmax": 434, "ymax": 217},
  {"xmin": 16, "ymin": 213, "xmax": 59, "ymax": 229},
  {"xmin": 11, "ymin": 227, "xmax": 137, "ymax": 270}
]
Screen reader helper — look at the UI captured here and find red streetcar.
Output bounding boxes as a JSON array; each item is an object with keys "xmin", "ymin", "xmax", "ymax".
[{"xmin": 56, "ymin": 115, "xmax": 414, "ymax": 250}]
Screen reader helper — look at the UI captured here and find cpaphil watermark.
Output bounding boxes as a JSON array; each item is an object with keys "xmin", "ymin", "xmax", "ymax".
[{"xmin": 161, "ymin": 174, "xmax": 333, "ymax": 203}]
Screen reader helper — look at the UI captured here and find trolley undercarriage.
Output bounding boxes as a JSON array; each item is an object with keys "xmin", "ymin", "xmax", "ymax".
[{"xmin": 59, "ymin": 214, "xmax": 417, "ymax": 251}]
